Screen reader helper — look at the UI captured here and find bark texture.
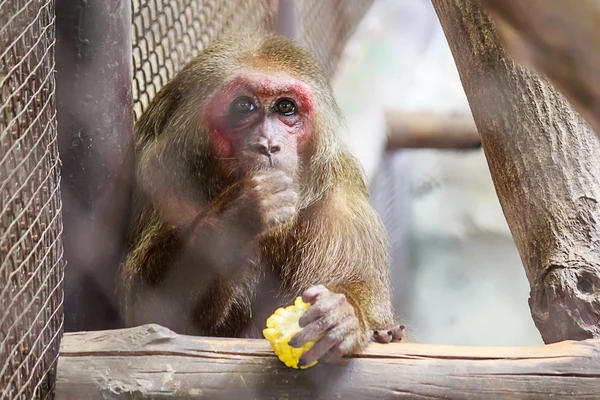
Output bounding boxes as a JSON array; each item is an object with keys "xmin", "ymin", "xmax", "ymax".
[
  {"xmin": 55, "ymin": 324, "xmax": 600, "ymax": 400},
  {"xmin": 481, "ymin": 0, "xmax": 600, "ymax": 137},
  {"xmin": 431, "ymin": 0, "xmax": 600, "ymax": 343}
]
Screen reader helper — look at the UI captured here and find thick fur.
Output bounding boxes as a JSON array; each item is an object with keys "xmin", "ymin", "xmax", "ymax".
[{"xmin": 118, "ymin": 34, "xmax": 395, "ymax": 352}]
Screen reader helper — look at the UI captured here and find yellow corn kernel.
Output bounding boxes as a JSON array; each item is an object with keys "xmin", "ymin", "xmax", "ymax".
[{"xmin": 262, "ymin": 296, "xmax": 318, "ymax": 369}]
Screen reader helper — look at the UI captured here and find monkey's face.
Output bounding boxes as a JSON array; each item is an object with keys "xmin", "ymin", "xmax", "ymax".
[{"xmin": 203, "ymin": 71, "xmax": 315, "ymax": 180}]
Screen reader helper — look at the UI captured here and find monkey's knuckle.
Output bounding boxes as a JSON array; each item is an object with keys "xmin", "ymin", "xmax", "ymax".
[
  {"xmin": 283, "ymin": 175, "xmax": 294, "ymax": 185},
  {"xmin": 282, "ymin": 206, "xmax": 295, "ymax": 217},
  {"xmin": 288, "ymin": 191, "xmax": 299, "ymax": 202},
  {"xmin": 329, "ymin": 344, "xmax": 345, "ymax": 358},
  {"xmin": 315, "ymin": 316, "xmax": 331, "ymax": 332},
  {"xmin": 314, "ymin": 284, "xmax": 328, "ymax": 293},
  {"xmin": 333, "ymin": 292, "xmax": 347, "ymax": 306},
  {"xmin": 324, "ymin": 331, "xmax": 343, "ymax": 347},
  {"xmin": 250, "ymin": 175, "xmax": 266, "ymax": 186}
]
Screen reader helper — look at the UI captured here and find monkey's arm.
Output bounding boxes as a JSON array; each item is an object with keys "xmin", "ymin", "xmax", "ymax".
[
  {"xmin": 120, "ymin": 170, "xmax": 297, "ymax": 335},
  {"xmin": 289, "ymin": 185, "xmax": 400, "ymax": 365}
]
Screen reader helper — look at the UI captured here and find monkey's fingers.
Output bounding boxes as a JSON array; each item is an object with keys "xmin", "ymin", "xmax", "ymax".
[
  {"xmin": 288, "ymin": 313, "xmax": 336, "ymax": 348},
  {"xmin": 252, "ymin": 170, "xmax": 293, "ymax": 194},
  {"xmin": 321, "ymin": 337, "xmax": 356, "ymax": 364},
  {"xmin": 298, "ymin": 293, "xmax": 344, "ymax": 327},
  {"xmin": 263, "ymin": 191, "xmax": 298, "ymax": 209},
  {"xmin": 301, "ymin": 284, "xmax": 329, "ymax": 304},
  {"xmin": 265, "ymin": 206, "xmax": 296, "ymax": 225},
  {"xmin": 297, "ymin": 318, "xmax": 355, "ymax": 367}
]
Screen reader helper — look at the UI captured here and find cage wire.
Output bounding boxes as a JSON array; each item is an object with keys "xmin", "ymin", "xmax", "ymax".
[
  {"xmin": 0, "ymin": 0, "xmax": 374, "ymax": 397},
  {"xmin": 0, "ymin": 0, "xmax": 64, "ymax": 398},
  {"xmin": 131, "ymin": 0, "xmax": 374, "ymax": 119},
  {"xmin": 297, "ymin": 0, "xmax": 375, "ymax": 77},
  {"xmin": 132, "ymin": 0, "xmax": 278, "ymax": 120}
]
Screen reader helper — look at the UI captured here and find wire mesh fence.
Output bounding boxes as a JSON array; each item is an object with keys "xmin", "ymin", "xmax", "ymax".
[
  {"xmin": 0, "ymin": 0, "xmax": 64, "ymax": 398},
  {"xmin": 132, "ymin": 0, "xmax": 277, "ymax": 120},
  {"xmin": 297, "ymin": 0, "xmax": 375, "ymax": 77},
  {"xmin": 131, "ymin": 0, "xmax": 373, "ymax": 119}
]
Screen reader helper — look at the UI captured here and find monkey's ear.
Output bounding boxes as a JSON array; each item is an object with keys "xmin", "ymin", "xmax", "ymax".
[{"xmin": 134, "ymin": 82, "xmax": 183, "ymax": 146}]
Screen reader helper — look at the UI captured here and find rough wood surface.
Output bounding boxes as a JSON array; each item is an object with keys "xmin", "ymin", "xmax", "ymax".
[
  {"xmin": 481, "ymin": 0, "xmax": 600, "ymax": 137},
  {"xmin": 385, "ymin": 112, "xmax": 480, "ymax": 149},
  {"xmin": 55, "ymin": 324, "xmax": 600, "ymax": 399},
  {"xmin": 430, "ymin": 0, "xmax": 600, "ymax": 343}
]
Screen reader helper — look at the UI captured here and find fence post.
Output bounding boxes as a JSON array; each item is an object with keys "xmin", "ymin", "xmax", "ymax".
[{"xmin": 55, "ymin": 0, "xmax": 134, "ymax": 332}]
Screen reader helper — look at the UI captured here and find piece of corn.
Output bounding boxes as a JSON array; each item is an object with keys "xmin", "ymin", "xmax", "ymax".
[{"xmin": 262, "ymin": 296, "xmax": 318, "ymax": 369}]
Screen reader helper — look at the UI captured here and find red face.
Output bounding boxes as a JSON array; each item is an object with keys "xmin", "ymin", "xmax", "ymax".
[{"xmin": 203, "ymin": 72, "xmax": 315, "ymax": 178}]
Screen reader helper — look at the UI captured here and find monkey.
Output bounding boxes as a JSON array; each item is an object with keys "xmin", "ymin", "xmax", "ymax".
[{"xmin": 118, "ymin": 33, "xmax": 404, "ymax": 367}]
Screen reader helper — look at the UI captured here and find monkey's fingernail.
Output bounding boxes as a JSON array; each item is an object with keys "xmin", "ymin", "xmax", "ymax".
[
  {"xmin": 288, "ymin": 338, "xmax": 298, "ymax": 347},
  {"xmin": 297, "ymin": 358, "xmax": 306, "ymax": 367}
]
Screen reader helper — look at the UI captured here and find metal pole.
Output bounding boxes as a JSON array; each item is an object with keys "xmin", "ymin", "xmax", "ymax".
[{"xmin": 55, "ymin": 0, "xmax": 134, "ymax": 332}]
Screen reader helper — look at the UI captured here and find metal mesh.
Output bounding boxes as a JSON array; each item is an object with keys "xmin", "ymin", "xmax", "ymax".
[
  {"xmin": 297, "ymin": 0, "xmax": 375, "ymax": 77},
  {"xmin": 0, "ymin": 0, "xmax": 64, "ymax": 398},
  {"xmin": 132, "ymin": 0, "xmax": 277, "ymax": 120}
]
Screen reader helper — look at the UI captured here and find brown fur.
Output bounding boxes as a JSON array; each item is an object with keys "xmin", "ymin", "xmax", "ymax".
[{"xmin": 118, "ymin": 34, "xmax": 396, "ymax": 352}]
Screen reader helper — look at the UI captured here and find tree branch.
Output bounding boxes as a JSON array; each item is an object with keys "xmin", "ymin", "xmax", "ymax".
[
  {"xmin": 55, "ymin": 324, "xmax": 600, "ymax": 399},
  {"xmin": 480, "ymin": 0, "xmax": 600, "ymax": 137}
]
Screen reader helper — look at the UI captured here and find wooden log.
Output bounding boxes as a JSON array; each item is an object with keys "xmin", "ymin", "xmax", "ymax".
[
  {"xmin": 430, "ymin": 0, "xmax": 600, "ymax": 343},
  {"xmin": 480, "ymin": 0, "xmax": 600, "ymax": 137},
  {"xmin": 385, "ymin": 112, "xmax": 481, "ymax": 149},
  {"xmin": 55, "ymin": 324, "xmax": 600, "ymax": 399}
]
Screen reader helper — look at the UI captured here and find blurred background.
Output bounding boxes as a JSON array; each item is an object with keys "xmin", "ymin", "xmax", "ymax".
[{"xmin": 331, "ymin": 0, "xmax": 542, "ymax": 346}]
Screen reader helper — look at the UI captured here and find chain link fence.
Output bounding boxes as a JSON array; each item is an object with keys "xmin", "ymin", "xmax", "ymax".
[
  {"xmin": 1, "ymin": 0, "xmax": 373, "ymax": 397},
  {"xmin": 132, "ymin": 0, "xmax": 278, "ymax": 119},
  {"xmin": 0, "ymin": 0, "xmax": 64, "ymax": 398},
  {"xmin": 131, "ymin": 0, "xmax": 374, "ymax": 119},
  {"xmin": 297, "ymin": 0, "xmax": 374, "ymax": 77}
]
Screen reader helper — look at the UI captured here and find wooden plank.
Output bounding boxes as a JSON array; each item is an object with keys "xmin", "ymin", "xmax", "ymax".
[
  {"xmin": 56, "ymin": 324, "xmax": 600, "ymax": 399},
  {"xmin": 385, "ymin": 112, "xmax": 480, "ymax": 149}
]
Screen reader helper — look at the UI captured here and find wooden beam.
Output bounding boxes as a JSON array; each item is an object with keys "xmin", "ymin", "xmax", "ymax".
[
  {"xmin": 56, "ymin": 324, "xmax": 600, "ymax": 399},
  {"xmin": 385, "ymin": 112, "xmax": 481, "ymax": 149},
  {"xmin": 480, "ymin": 0, "xmax": 600, "ymax": 137},
  {"xmin": 431, "ymin": 0, "xmax": 600, "ymax": 344}
]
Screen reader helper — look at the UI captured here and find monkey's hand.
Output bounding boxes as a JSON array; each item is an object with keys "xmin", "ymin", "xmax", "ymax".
[
  {"xmin": 235, "ymin": 170, "xmax": 298, "ymax": 234},
  {"xmin": 288, "ymin": 285, "xmax": 367, "ymax": 367}
]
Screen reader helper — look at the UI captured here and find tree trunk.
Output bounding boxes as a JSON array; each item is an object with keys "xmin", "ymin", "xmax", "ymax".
[
  {"xmin": 430, "ymin": 0, "xmax": 600, "ymax": 343},
  {"xmin": 480, "ymin": 0, "xmax": 600, "ymax": 138}
]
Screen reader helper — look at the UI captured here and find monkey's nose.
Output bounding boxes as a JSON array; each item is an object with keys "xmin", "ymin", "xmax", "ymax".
[{"xmin": 257, "ymin": 143, "xmax": 281, "ymax": 156}]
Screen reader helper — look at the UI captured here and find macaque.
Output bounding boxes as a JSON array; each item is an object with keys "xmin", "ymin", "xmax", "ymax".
[{"xmin": 118, "ymin": 33, "xmax": 403, "ymax": 367}]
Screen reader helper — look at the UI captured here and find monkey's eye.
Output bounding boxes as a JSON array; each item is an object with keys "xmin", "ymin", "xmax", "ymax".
[
  {"xmin": 274, "ymin": 98, "xmax": 297, "ymax": 116},
  {"xmin": 231, "ymin": 96, "xmax": 256, "ymax": 114}
]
